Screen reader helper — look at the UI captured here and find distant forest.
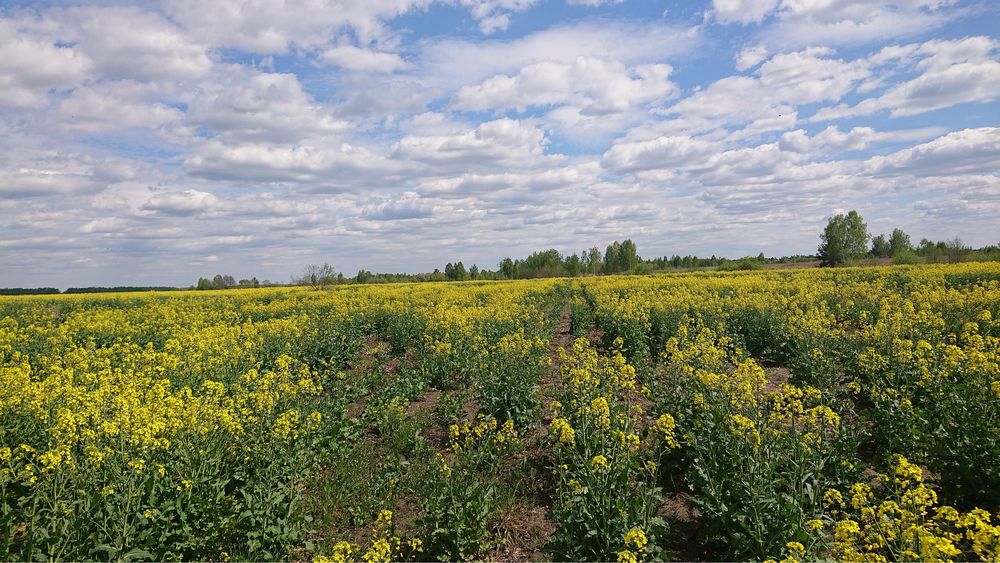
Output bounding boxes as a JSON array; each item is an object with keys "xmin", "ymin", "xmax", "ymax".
[{"xmin": 5, "ymin": 219, "xmax": 1000, "ymax": 295}]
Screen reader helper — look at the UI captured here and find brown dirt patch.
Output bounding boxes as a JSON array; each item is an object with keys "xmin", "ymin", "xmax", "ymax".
[
  {"xmin": 763, "ymin": 364, "xmax": 792, "ymax": 392},
  {"xmin": 486, "ymin": 504, "xmax": 556, "ymax": 562}
]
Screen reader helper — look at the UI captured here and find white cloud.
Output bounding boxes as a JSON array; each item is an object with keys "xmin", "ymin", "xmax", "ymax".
[
  {"xmin": 320, "ymin": 45, "xmax": 407, "ymax": 73},
  {"xmin": 418, "ymin": 20, "xmax": 701, "ymax": 91},
  {"xmin": 0, "ymin": 20, "xmax": 92, "ymax": 107},
  {"xmin": 654, "ymin": 47, "xmax": 868, "ymax": 135},
  {"xmin": 186, "ymin": 69, "xmax": 352, "ymax": 143},
  {"xmin": 812, "ymin": 36, "xmax": 1000, "ymax": 120},
  {"xmin": 724, "ymin": 1, "xmax": 960, "ymax": 49},
  {"xmin": 0, "ymin": 168, "xmax": 100, "ymax": 198},
  {"xmin": 458, "ymin": 0, "xmax": 541, "ymax": 34},
  {"xmin": 392, "ymin": 118, "xmax": 558, "ymax": 173},
  {"xmin": 602, "ymin": 135, "xmax": 723, "ymax": 173},
  {"xmin": 864, "ymin": 127, "xmax": 1000, "ymax": 176},
  {"xmin": 163, "ymin": 0, "xmax": 433, "ymax": 52},
  {"xmin": 779, "ymin": 125, "xmax": 880, "ymax": 153},
  {"xmin": 712, "ymin": 0, "xmax": 780, "ymax": 24},
  {"xmin": 735, "ymin": 45, "xmax": 769, "ymax": 71},
  {"xmin": 80, "ymin": 217, "xmax": 132, "ymax": 234},
  {"xmin": 453, "ymin": 58, "xmax": 675, "ymax": 114},
  {"xmin": 185, "ymin": 139, "xmax": 402, "ymax": 188},
  {"xmin": 54, "ymin": 82, "xmax": 183, "ymax": 133},
  {"xmin": 362, "ymin": 192, "xmax": 436, "ymax": 220},
  {"xmin": 141, "ymin": 189, "xmax": 221, "ymax": 215},
  {"xmin": 60, "ymin": 5, "xmax": 212, "ymax": 82}
]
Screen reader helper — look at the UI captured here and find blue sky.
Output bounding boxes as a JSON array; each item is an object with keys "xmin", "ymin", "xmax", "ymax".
[{"xmin": 1, "ymin": 0, "xmax": 998, "ymax": 287}]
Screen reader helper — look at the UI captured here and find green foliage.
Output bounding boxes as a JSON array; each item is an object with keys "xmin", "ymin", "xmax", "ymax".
[
  {"xmin": 604, "ymin": 240, "xmax": 640, "ymax": 274},
  {"xmin": 546, "ymin": 339, "xmax": 669, "ymax": 562},
  {"xmin": 871, "ymin": 234, "xmax": 891, "ymax": 257},
  {"xmin": 889, "ymin": 228, "xmax": 912, "ymax": 257},
  {"xmin": 654, "ymin": 322, "xmax": 856, "ymax": 560},
  {"xmin": 717, "ymin": 257, "xmax": 763, "ymax": 271},
  {"xmin": 818, "ymin": 210, "xmax": 869, "ymax": 266},
  {"xmin": 420, "ymin": 418, "xmax": 520, "ymax": 561},
  {"xmin": 475, "ymin": 331, "xmax": 547, "ymax": 429},
  {"xmin": 892, "ymin": 249, "xmax": 921, "ymax": 265}
]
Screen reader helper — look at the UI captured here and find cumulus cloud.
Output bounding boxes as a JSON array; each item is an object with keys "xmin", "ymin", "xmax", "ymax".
[
  {"xmin": 453, "ymin": 58, "xmax": 675, "ymax": 114},
  {"xmin": 864, "ymin": 127, "xmax": 1000, "ymax": 176},
  {"xmin": 602, "ymin": 136, "xmax": 723, "ymax": 173},
  {"xmin": 57, "ymin": 5, "xmax": 212, "ymax": 82},
  {"xmin": 54, "ymin": 82, "xmax": 184, "ymax": 133},
  {"xmin": 418, "ymin": 20, "xmax": 701, "ymax": 91},
  {"xmin": 0, "ymin": 20, "xmax": 92, "ymax": 107},
  {"xmin": 392, "ymin": 118, "xmax": 558, "ymax": 173},
  {"xmin": 458, "ymin": 0, "xmax": 541, "ymax": 34},
  {"xmin": 141, "ymin": 189, "xmax": 221, "ymax": 215},
  {"xmin": 186, "ymin": 69, "xmax": 352, "ymax": 143},
  {"xmin": 653, "ymin": 47, "xmax": 869, "ymax": 136},
  {"xmin": 712, "ymin": 0, "xmax": 780, "ymax": 24},
  {"xmin": 727, "ymin": 0, "xmax": 960, "ymax": 49},
  {"xmin": 812, "ymin": 36, "xmax": 1000, "ymax": 120},
  {"xmin": 735, "ymin": 45, "xmax": 769, "ymax": 71},
  {"xmin": 320, "ymin": 45, "xmax": 407, "ymax": 73}
]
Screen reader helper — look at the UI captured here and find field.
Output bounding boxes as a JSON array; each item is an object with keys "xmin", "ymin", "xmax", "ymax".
[{"xmin": 2, "ymin": 263, "xmax": 1000, "ymax": 561}]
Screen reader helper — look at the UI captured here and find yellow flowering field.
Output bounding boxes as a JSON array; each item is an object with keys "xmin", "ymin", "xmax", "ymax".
[{"xmin": 2, "ymin": 263, "xmax": 999, "ymax": 561}]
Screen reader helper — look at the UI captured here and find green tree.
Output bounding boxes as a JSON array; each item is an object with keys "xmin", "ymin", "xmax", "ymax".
[
  {"xmin": 499, "ymin": 258, "xmax": 515, "ymax": 280},
  {"xmin": 620, "ymin": 239, "xmax": 639, "ymax": 272},
  {"xmin": 889, "ymin": 228, "xmax": 912, "ymax": 257},
  {"xmin": 469, "ymin": 264, "xmax": 479, "ymax": 280},
  {"xmin": 604, "ymin": 242, "xmax": 621, "ymax": 273},
  {"xmin": 818, "ymin": 210, "xmax": 869, "ymax": 266},
  {"xmin": 871, "ymin": 234, "xmax": 891, "ymax": 257},
  {"xmin": 586, "ymin": 247, "xmax": 602, "ymax": 275},
  {"xmin": 564, "ymin": 253, "xmax": 582, "ymax": 277}
]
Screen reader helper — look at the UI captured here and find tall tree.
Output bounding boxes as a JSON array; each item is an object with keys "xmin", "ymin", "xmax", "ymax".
[
  {"xmin": 564, "ymin": 253, "xmax": 582, "ymax": 277},
  {"xmin": 604, "ymin": 242, "xmax": 621, "ymax": 273},
  {"xmin": 871, "ymin": 234, "xmax": 891, "ymax": 258},
  {"xmin": 499, "ymin": 258, "xmax": 515, "ymax": 280},
  {"xmin": 620, "ymin": 239, "xmax": 639, "ymax": 272},
  {"xmin": 818, "ymin": 210, "xmax": 869, "ymax": 266},
  {"xmin": 586, "ymin": 247, "xmax": 602, "ymax": 276},
  {"xmin": 889, "ymin": 228, "xmax": 912, "ymax": 257}
]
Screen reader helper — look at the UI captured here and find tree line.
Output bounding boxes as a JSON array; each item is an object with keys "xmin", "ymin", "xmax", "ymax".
[
  {"xmin": 0, "ymin": 286, "xmax": 177, "ymax": 295},
  {"xmin": 818, "ymin": 210, "xmax": 1000, "ymax": 267},
  {"xmin": 6, "ymin": 221, "xmax": 997, "ymax": 295}
]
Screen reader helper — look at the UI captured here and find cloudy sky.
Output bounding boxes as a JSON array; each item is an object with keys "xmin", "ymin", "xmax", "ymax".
[{"xmin": 1, "ymin": 0, "xmax": 998, "ymax": 287}]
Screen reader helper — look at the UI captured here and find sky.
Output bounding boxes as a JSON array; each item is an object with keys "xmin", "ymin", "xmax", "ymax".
[{"xmin": 1, "ymin": 0, "xmax": 999, "ymax": 288}]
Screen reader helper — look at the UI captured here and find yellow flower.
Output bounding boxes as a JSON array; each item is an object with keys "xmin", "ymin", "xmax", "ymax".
[
  {"xmin": 727, "ymin": 414, "xmax": 761, "ymax": 449},
  {"xmin": 591, "ymin": 396, "xmax": 611, "ymax": 428},
  {"xmin": 617, "ymin": 549, "xmax": 638, "ymax": 563},
  {"xmin": 653, "ymin": 413, "xmax": 680, "ymax": 448},
  {"xmin": 624, "ymin": 527, "xmax": 648, "ymax": 551},
  {"xmin": 591, "ymin": 454, "xmax": 611, "ymax": 474},
  {"xmin": 824, "ymin": 489, "xmax": 844, "ymax": 508},
  {"xmin": 549, "ymin": 417, "xmax": 576, "ymax": 445},
  {"xmin": 850, "ymin": 483, "xmax": 872, "ymax": 509}
]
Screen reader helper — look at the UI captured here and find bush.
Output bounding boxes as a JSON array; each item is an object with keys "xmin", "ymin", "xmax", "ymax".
[{"xmin": 892, "ymin": 250, "xmax": 921, "ymax": 265}]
